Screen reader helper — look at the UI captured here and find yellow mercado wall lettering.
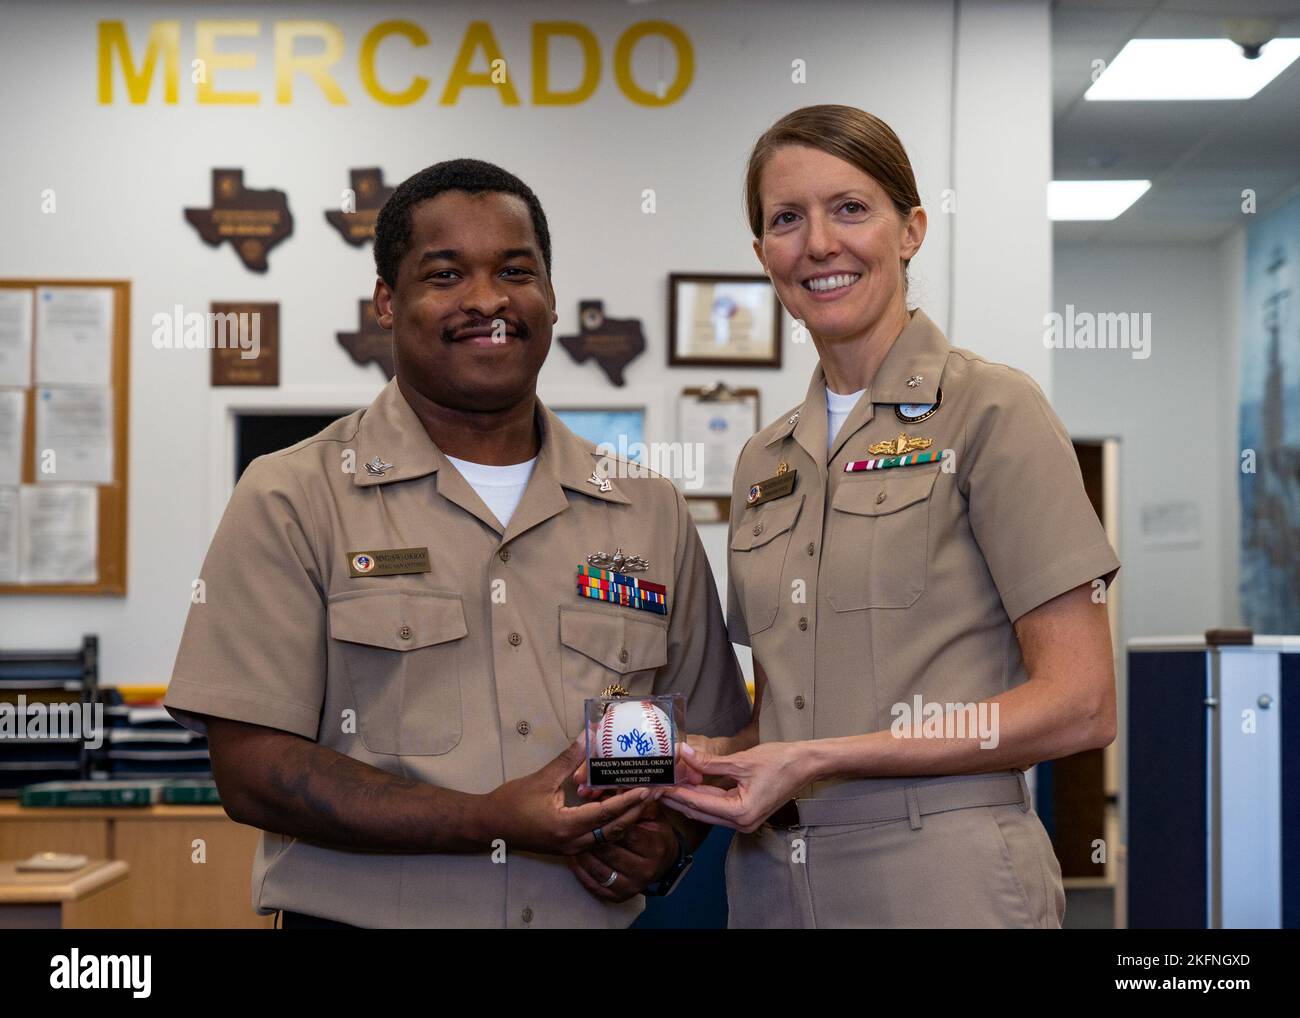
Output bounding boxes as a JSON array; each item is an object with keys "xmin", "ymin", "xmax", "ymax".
[{"xmin": 97, "ymin": 18, "xmax": 693, "ymax": 106}]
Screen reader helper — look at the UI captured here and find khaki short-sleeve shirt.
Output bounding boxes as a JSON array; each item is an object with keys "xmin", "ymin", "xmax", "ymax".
[
  {"xmin": 165, "ymin": 380, "xmax": 750, "ymax": 928},
  {"xmin": 726, "ymin": 309, "xmax": 1119, "ymax": 792}
]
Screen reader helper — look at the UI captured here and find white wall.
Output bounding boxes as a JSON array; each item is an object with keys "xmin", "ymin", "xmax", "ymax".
[
  {"xmin": 0, "ymin": 0, "xmax": 1054, "ymax": 686},
  {"xmin": 1053, "ymin": 233, "xmax": 1248, "ymax": 906},
  {"xmin": 951, "ymin": 0, "xmax": 1054, "ymax": 385},
  {"xmin": 1052, "ymin": 242, "xmax": 1238, "ymax": 645}
]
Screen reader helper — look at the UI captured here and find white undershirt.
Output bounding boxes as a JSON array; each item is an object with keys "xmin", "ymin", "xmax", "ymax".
[
  {"xmin": 826, "ymin": 385, "xmax": 867, "ymax": 451},
  {"xmin": 443, "ymin": 454, "xmax": 538, "ymax": 528}
]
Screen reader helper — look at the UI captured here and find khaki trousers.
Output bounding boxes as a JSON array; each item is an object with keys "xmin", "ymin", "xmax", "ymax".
[{"xmin": 725, "ymin": 771, "xmax": 1066, "ymax": 928}]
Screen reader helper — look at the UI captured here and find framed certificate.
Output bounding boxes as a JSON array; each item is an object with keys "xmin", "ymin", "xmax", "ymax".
[
  {"xmin": 678, "ymin": 383, "xmax": 760, "ymax": 520},
  {"xmin": 668, "ymin": 274, "xmax": 782, "ymax": 368}
]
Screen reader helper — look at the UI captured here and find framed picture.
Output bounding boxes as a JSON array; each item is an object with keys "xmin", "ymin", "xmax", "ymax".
[
  {"xmin": 550, "ymin": 406, "xmax": 648, "ymax": 463},
  {"xmin": 678, "ymin": 384, "xmax": 760, "ymax": 520},
  {"xmin": 668, "ymin": 273, "xmax": 782, "ymax": 368}
]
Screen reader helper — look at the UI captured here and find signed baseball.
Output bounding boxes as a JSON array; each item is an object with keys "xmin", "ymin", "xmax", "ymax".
[{"xmin": 596, "ymin": 700, "xmax": 673, "ymax": 759}]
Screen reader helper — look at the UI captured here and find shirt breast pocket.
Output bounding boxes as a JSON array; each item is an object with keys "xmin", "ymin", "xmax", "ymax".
[
  {"xmin": 559, "ymin": 607, "xmax": 668, "ymax": 739},
  {"xmin": 729, "ymin": 493, "xmax": 805, "ymax": 637},
  {"xmin": 826, "ymin": 466, "xmax": 940, "ymax": 611},
  {"xmin": 328, "ymin": 589, "xmax": 467, "ymax": 756}
]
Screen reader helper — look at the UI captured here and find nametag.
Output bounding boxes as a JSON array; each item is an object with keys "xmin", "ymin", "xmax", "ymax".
[
  {"xmin": 347, "ymin": 547, "xmax": 431, "ymax": 577},
  {"xmin": 746, "ymin": 469, "xmax": 797, "ymax": 507}
]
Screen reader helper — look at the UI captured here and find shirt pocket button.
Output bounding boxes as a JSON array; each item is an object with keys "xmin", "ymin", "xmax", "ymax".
[
  {"xmin": 729, "ymin": 494, "xmax": 806, "ymax": 638},
  {"xmin": 328, "ymin": 590, "xmax": 467, "ymax": 756},
  {"xmin": 826, "ymin": 469, "xmax": 940, "ymax": 611},
  {"xmin": 559, "ymin": 609, "xmax": 667, "ymax": 739}
]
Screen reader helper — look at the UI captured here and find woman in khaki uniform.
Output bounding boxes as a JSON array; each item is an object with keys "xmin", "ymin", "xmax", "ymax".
[{"xmin": 663, "ymin": 105, "xmax": 1121, "ymax": 928}]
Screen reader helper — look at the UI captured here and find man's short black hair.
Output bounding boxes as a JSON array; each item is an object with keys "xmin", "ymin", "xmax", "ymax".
[{"xmin": 374, "ymin": 158, "xmax": 552, "ymax": 288}]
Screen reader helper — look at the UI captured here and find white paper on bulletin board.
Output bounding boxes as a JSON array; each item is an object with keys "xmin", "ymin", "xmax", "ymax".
[
  {"xmin": 34, "ymin": 286, "xmax": 113, "ymax": 386},
  {"xmin": 34, "ymin": 386, "xmax": 113, "ymax": 483},
  {"xmin": 19, "ymin": 483, "xmax": 98, "ymax": 584},
  {"xmin": 0, "ymin": 486, "xmax": 17, "ymax": 583},
  {"xmin": 0, "ymin": 289, "xmax": 34, "ymax": 387},
  {"xmin": 0, "ymin": 389, "xmax": 24, "ymax": 487}
]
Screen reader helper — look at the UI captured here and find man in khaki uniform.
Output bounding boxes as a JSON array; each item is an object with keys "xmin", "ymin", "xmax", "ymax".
[
  {"xmin": 165, "ymin": 159, "xmax": 750, "ymax": 928},
  {"xmin": 671, "ymin": 307, "xmax": 1120, "ymax": 927}
]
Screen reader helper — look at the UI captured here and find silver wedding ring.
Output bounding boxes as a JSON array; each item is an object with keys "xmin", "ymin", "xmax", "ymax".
[{"xmin": 601, "ymin": 869, "xmax": 619, "ymax": 888}]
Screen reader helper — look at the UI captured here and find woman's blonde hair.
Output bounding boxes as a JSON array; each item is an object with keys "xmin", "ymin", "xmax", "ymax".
[{"xmin": 744, "ymin": 105, "xmax": 921, "ymax": 272}]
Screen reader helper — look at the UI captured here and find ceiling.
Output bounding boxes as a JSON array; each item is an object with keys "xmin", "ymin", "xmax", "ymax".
[{"xmin": 1053, "ymin": 0, "xmax": 1300, "ymax": 244}]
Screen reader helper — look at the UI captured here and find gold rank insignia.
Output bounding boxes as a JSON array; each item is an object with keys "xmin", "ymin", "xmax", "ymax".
[
  {"xmin": 868, "ymin": 433, "xmax": 933, "ymax": 457},
  {"xmin": 776, "ymin": 460, "xmax": 789, "ymax": 475}
]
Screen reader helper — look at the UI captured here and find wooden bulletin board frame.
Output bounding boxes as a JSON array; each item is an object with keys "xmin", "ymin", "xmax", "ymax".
[{"xmin": 0, "ymin": 279, "xmax": 130, "ymax": 595}]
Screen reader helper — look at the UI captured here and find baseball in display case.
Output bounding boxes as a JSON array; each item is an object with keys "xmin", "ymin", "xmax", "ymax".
[{"xmin": 584, "ymin": 688, "xmax": 683, "ymax": 788}]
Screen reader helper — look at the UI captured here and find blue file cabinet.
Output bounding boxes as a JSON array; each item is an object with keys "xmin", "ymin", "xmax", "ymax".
[{"xmin": 1127, "ymin": 637, "xmax": 1298, "ymax": 928}]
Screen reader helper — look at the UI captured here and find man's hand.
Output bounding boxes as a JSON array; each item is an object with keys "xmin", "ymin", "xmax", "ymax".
[
  {"xmin": 485, "ymin": 739, "xmax": 658, "ymax": 855},
  {"xmin": 567, "ymin": 807, "xmax": 679, "ymax": 903}
]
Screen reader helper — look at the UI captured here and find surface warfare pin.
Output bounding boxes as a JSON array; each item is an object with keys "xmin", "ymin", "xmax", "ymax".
[
  {"xmin": 587, "ymin": 547, "xmax": 649, "ymax": 572},
  {"xmin": 868, "ymin": 433, "xmax": 932, "ymax": 457}
]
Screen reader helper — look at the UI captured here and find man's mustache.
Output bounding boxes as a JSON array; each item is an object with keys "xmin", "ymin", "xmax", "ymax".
[{"xmin": 442, "ymin": 318, "xmax": 531, "ymax": 343}]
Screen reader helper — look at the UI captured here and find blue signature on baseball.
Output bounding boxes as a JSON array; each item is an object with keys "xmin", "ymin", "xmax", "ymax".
[{"xmin": 617, "ymin": 728, "xmax": 655, "ymax": 756}]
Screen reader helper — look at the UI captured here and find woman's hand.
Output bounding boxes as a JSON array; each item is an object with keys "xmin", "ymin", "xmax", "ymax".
[
  {"xmin": 660, "ymin": 740, "xmax": 812, "ymax": 833},
  {"xmin": 580, "ymin": 726, "xmax": 756, "ymax": 796},
  {"xmin": 674, "ymin": 733, "xmax": 740, "ymax": 789}
]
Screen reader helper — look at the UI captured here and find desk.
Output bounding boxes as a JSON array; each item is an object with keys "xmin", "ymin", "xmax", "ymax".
[
  {"xmin": 0, "ymin": 802, "xmax": 272, "ymax": 928},
  {"xmin": 0, "ymin": 859, "xmax": 130, "ymax": 928}
]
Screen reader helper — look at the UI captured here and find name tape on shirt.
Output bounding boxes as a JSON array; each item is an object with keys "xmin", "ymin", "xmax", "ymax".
[
  {"xmin": 746, "ymin": 468, "xmax": 798, "ymax": 507},
  {"xmin": 347, "ymin": 547, "xmax": 431, "ymax": 577}
]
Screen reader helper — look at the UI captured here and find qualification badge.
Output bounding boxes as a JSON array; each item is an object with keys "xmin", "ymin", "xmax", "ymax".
[
  {"xmin": 867, "ymin": 433, "xmax": 933, "ymax": 457},
  {"xmin": 586, "ymin": 548, "xmax": 648, "ymax": 572}
]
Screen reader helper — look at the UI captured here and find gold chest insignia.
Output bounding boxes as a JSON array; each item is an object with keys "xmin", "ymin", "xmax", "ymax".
[{"xmin": 867, "ymin": 433, "xmax": 934, "ymax": 457}]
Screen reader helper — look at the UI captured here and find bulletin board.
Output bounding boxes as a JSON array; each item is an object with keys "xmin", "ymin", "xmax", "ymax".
[{"xmin": 0, "ymin": 279, "xmax": 130, "ymax": 595}]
